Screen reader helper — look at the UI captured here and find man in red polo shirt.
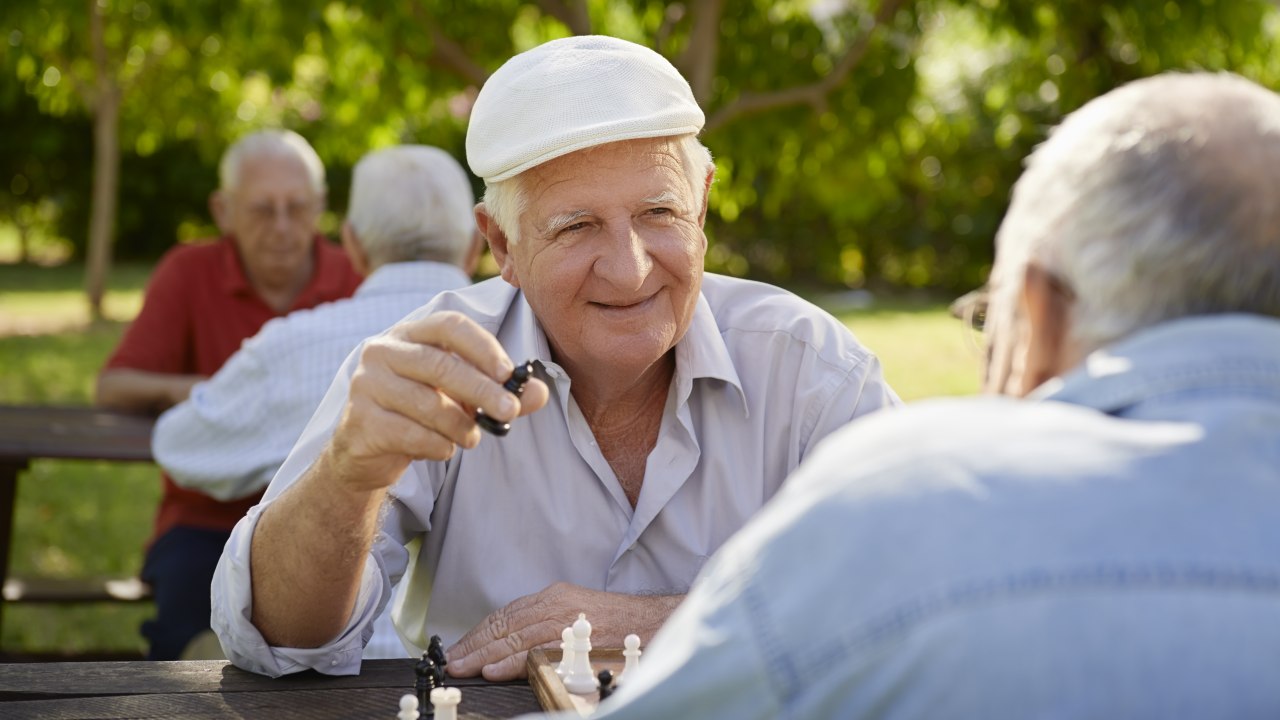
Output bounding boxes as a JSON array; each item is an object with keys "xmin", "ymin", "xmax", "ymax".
[{"xmin": 97, "ymin": 129, "xmax": 362, "ymax": 660}]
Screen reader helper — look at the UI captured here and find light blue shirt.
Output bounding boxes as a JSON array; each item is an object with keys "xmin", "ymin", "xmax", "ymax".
[
  {"xmin": 585, "ymin": 314, "xmax": 1280, "ymax": 720},
  {"xmin": 153, "ymin": 261, "xmax": 470, "ymax": 660},
  {"xmin": 211, "ymin": 273, "xmax": 900, "ymax": 677},
  {"xmin": 153, "ymin": 261, "xmax": 471, "ymax": 501}
]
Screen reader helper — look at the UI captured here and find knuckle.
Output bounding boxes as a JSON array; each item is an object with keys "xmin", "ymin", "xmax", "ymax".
[
  {"xmin": 502, "ymin": 630, "xmax": 526, "ymax": 654},
  {"xmin": 488, "ymin": 610, "xmax": 511, "ymax": 641}
]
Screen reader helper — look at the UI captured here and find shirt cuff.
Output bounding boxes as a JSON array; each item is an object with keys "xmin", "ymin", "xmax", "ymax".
[{"xmin": 211, "ymin": 501, "xmax": 386, "ymax": 677}]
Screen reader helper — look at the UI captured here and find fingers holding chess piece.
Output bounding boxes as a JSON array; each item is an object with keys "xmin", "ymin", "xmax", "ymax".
[{"xmin": 476, "ymin": 360, "xmax": 535, "ymax": 436}]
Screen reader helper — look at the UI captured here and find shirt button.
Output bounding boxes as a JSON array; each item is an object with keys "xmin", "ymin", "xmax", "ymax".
[{"xmin": 330, "ymin": 660, "xmax": 337, "ymax": 666}]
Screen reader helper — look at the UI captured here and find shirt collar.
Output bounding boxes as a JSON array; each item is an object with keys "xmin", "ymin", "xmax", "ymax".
[
  {"xmin": 356, "ymin": 262, "xmax": 471, "ymax": 299},
  {"xmin": 218, "ymin": 235, "xmax": 252, "ymax": 296},
  {"xmin": 1033, "ymin": 314, "xmax": 1280, "ymax": 414}
]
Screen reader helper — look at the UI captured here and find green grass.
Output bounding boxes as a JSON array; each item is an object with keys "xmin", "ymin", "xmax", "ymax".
[
  {"xmin": 0, "ymin": 263, "xmax": 150, "ymax": 332},
  {"xmin": 838, "ymin": 303, "xmax": 982, "ymax": 401},
  {"xmin": 0, "ymin": 261, "xmax": 979, "ymax": 655}
]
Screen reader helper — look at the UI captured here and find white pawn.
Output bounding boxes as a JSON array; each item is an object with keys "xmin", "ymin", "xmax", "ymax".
[
  {"xmin": 397, "ymin": 693, "xmax": 419, "ymax": 720},
  {"xmin": 555, "ymin": 625, "xmax": 574, "ymax": 679},
  {"xmin": 563, "ymin": 613, "xmax": 599, "ymax": 694},
  {"xmin": 620, "ymin": 633, "xmax": 642, "ymax": 683},
  {"xmin": 430, "ymin": 686, "xmax": 462, "ymax": 720}
]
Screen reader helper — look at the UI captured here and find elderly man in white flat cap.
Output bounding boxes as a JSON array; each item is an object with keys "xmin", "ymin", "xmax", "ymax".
[{"xmin": 211, "ymin": 35, "xmax": 898, "ymax": 679}]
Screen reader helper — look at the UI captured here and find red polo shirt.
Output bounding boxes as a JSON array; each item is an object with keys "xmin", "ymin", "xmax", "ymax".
[{"xmin": 105, "ymin": 235, "xmax": 362, "ymax": 544}]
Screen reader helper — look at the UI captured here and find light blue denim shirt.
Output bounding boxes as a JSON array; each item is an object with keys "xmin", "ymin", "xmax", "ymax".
[{"xmin": 574, "ymin": 314, "xmax": 1280, "ymax": 720}]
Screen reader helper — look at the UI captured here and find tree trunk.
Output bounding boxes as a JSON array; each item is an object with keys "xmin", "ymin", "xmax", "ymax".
[
  {"xmin": 84, "ymin": 0, "xmax": 120, "ymax": 322},
  {"xmin": 85, "ymin": 97, "xmax": 120, "ymax": 320}
]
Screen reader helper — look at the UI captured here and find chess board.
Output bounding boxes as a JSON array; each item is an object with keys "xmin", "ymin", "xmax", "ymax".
[{"xmin": 527, "ymin": 648, "xmax": 626, "ymax": 716}]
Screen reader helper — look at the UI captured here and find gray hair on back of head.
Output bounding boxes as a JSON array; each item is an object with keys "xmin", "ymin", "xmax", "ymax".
[
  {"xmin": 990, "ymin": 72, "xmax": 1280, "ymax": 353},
  {"xmin": 346, "ymin": 145, "xmax": 476, "ymax": 268},
  {"xmin": 482, "ymin": 134, "xmax": 714, "ymax": 244},
  {"xmin": 219, "ymin": 129, "xmax": 326, "ymax": 195}
]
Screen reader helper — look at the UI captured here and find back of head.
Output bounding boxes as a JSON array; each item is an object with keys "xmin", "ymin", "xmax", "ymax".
[
  {"xmin": 346, "ymin": 146, "xmax": 476, "ymax": 268},
  {"xmin": 219, "ymin": 129, "xmax": 326, "ymax": 195},
  {"xmin": 991, "ymin": 73, "xmax": 1280, "ymax": 353}
]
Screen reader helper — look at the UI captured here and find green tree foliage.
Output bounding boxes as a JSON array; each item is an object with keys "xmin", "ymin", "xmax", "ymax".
[{"xmin": 2, "ymin": 0, "xmax": 1278, "ymax": 298}]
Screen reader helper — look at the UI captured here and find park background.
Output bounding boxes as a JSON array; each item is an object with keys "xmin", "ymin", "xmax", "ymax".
[{"xmin": 0, "ymin": 0, "xmax": 1277, "ymax": 656}]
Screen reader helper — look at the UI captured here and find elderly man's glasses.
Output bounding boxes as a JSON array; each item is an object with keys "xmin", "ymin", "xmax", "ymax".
[
  {"xmin": 949, "ymin": 286, "xmax": 988, "ymax": 333},
  {"xmin": 244, "ymin": 199, "xmax": 318, "ymax": 225}
]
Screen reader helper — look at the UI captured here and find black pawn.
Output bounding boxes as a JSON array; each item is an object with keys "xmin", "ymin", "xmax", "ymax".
[
  {"xmin": 414, "ymin": 653, "xmax": 439, "ymax": 718},
  {"xmin": 597, "ymin": 669, "xmax": 615, "ymax": 702},
  {"xmin": 476, "ymin": 360, "xmax": 535, "ymax": 436}
]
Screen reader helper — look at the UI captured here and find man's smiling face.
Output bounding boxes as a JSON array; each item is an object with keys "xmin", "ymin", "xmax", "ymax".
[{"xmin": 496, "ymin": 136, "xmax": 708, "ymax": 380}]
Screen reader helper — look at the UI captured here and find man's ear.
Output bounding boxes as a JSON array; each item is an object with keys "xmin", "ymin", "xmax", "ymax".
[
  {"xmin": 1019, "ymin": 263, "xmax": 1075, "ymax": 396},
  {"xmin": 209, "ymin": 191, "xmax": 232, "ymax": 235},
  {"xmin": 475, "ymin": 203, "xmax": 519, "ymax": 288},
  {"xmin": 697, "ymin": 168, "xmax": 714, "ymax": 227},
  {"xmin": 461, "ymin": 229, "xmax": 485, "ymax": 277},
  {"xmin": 340, "ymin": 221, "xmax": 370, "ymax": 277}
]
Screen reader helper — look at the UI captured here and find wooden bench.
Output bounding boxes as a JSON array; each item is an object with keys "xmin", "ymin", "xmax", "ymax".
[
  {"xmin": 0, "ymin": 405, "xmax": 156, "ymax": 656},
  {"xmin": 2, "ymin": 575, "xmax": 151, "ymax": 603}
]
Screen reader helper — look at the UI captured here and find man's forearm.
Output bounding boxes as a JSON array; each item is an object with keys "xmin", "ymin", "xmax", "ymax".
[
  {"xmin": 248, "ymin": 444, "xmax": 389, "ymax": 649},
  {"xmin": 96, "ymin": 369, "xmax": 201, "ymax": 413}
]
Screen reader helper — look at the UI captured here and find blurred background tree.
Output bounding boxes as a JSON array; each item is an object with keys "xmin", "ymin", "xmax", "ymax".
[{"xmin": 2, "ymin": 0, "xmax": 1278, "ymax": 312}]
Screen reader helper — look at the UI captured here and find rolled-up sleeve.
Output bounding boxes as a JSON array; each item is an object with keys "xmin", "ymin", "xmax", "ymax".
[{"xmin": 209, "ymin": 501, "xmax": 383, "ymax": 676}]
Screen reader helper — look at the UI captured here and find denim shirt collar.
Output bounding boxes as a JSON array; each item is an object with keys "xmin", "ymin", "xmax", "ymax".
[{"xmin": 1032, "ymin": 314, "xmax": 1280, "ymax": 415}]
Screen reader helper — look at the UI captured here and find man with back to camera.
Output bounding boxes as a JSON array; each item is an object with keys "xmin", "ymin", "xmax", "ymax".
[
  {"xmin": 576, "ymin": 72, "xmax": 1280, "ymax": 719},
  {"xmin": 151, "ymin": 145, "xmax": 482, "ymax": 659},
  {"xmin": 210, "ymin": 35, "xmax": 900, "ymax": 679},
  {"xmin": 97, "ymin": 130, "xmax": 361, "ymax": 660}
]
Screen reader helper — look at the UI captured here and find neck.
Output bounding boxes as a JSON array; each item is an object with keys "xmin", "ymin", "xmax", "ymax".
[
  {"xmin": 566, "ymin": 351, "xmax": 675, "ymax": 425},
  {"xmin": 565, "ymin": 352, "xmax": 676, "ymax": 508},
  {"xmin": 249, "ymin": 257, "xmax": 314, "ymax": 314}
]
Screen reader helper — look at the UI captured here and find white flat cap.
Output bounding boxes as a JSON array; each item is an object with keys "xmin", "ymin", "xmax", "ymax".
[{"xmin": 466, "ymin": 35, "xmax": 705, "ymax": 183}]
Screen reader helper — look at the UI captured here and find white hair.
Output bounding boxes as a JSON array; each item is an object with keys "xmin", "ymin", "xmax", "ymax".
[
  {"xmin": 482, "ymin": 134, "xmax": 714, "ymax": 244},
  {"xmin": 989, "ymin": 72, "xmax": 1280, "ymax": 354},
  {"xmin": 346, "ymin": 145, "xmax": 476, "ymax": 268},
  {"xmin": 219, "ymin": 129, "xmax": 326, "ymax": 195}
]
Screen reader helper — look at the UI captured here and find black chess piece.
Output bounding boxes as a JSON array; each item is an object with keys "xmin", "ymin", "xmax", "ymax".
[
  {"xmin": 597, "ymin": 669, "xmax": 615, "ymax": 702},
  {"xmin": 427, "ymin": 634, "xmax": 447, "ymax": 671},
  {"xmin": 475, "ymin": 360, "xmax": 535, "ymax": 436},
  {"xmin": 414, "ymin": 653, "xmax": 440, "ymax": 718}
]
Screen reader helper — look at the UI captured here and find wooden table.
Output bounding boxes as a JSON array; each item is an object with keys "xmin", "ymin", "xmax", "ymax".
[
  {"xmin": 0, "ymin": 406, "xmax": 157, "ymax": 639},
  {"xmin": 0, "ymin": 658, "xmax": 544, "ymax": 718}
]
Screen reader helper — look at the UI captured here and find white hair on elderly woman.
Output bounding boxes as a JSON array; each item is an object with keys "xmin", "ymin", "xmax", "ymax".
[
  {"xmin": 482, "ymin": 134, "xmax": 714, "ymax": 245},
  {"xmin": 345, "ymin": 145, "xmax": 476, "ymax": 267},
  {"xmin": 987, "ymin": 72, "xmax": 1280, "ymax": 355},
  {"xmin": 219, "ymin": 129, "xmax": 327, "ymax": 195}
]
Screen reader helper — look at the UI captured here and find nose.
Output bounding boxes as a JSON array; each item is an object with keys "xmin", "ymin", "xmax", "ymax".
[
  {"xmin": 594, "ymin": 222, "xmax": 652, "ymax": 290},
  {"xmin": 272, "ymin": 202, "xmax": 292, "ymax": 235}
]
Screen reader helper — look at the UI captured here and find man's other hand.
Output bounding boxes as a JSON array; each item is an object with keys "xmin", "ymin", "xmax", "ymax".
[{"xmin": 445, "ymin": 582, "xmax": 682, "ymax": 680}]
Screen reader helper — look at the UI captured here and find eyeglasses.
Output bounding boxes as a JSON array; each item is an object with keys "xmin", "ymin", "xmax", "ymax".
[
  {"xmin": 949, "ymin": 286, "xmax": 988, "ymax": 332},
  {"xmin": 242, "ymin": 199, "xmax": 318, "ymax": 225}
]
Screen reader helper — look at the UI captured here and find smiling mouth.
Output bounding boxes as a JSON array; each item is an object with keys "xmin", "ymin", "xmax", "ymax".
[{"xmin": 591, "ymin": 293, "xmax": 657, "ymax": 311}]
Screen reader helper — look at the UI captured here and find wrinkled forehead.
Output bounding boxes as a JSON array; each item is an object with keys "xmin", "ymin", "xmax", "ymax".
[{"xmin": 523, "ymin": 138, "xmax": 691, "ymax": 213}]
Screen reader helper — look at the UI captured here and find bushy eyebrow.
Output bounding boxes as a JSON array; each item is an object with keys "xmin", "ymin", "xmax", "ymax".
[
  {"xmin": 642, "ymin": 190, "xmax": 683, "ymax": 206},
  {"xmin": 539, "ymin": 209, "xmax": 591, "ymax": 235}
]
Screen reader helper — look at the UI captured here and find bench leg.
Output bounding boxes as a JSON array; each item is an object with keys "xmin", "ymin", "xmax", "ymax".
[{"xmin": 0, "ymin": 460, "xmax": 27, "ymax": 644}]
